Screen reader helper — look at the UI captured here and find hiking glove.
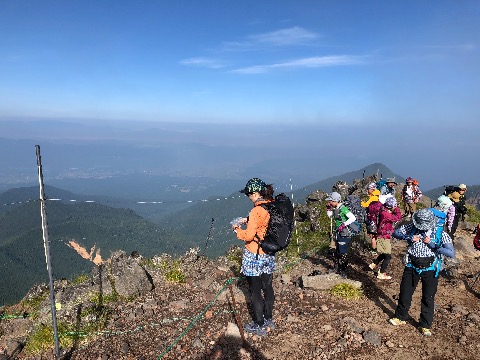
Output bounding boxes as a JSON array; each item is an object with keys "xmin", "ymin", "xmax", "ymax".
[{"xmin": 337, "ymin": 223, "xmax": 346, "ymax": 232}]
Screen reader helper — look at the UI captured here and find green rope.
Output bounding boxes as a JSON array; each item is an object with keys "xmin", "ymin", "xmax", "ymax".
[
  {"xmin": 155, "ymin": 244, "xmax": 328, "ymax": 358},
  {"xmin": 157, "ymin": 276, "xmax": 241, "ymax": 359},
  {"xmin": 0, "ymin": 243, "xmax": 327, "ymax": 358}
]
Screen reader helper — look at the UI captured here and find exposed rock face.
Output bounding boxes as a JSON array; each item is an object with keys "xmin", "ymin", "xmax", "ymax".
[
  {"xmin": 109, "ymin": 251, "xmax": 154, "ymax": 298},
  {"xmin": 301, "ymin": 273, "xmax": 363, "ymax": 290}
]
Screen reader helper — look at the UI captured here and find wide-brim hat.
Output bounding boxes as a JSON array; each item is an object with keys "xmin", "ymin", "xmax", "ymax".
[
  {"xmin": 385, "ymin": 177, "xmax": 397, "ymax": 184},
  {"xmin": 458, "ymin": 184, "xmax": 467, "ymax": 190},
  {"xmin": 412, "ymin": 209, "xmax": 437, "ymax": 230},
  {"xmin": 448, "ymin": 191, "xmax": 461, "ymax": 203}
]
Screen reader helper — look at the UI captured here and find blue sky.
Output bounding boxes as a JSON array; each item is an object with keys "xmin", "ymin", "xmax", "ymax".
[
  {"xmin": 1, "ymin": 1, "xmax": 479, "ymax": 189},
  {"xmin": 1, "ymin": 0, "xmax": 479, "ymax": 126}
]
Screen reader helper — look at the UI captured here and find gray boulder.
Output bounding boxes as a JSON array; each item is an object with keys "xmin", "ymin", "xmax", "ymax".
[{"xmin": 109, "ymin": 251, "xmax": 154, "ymax": 298}]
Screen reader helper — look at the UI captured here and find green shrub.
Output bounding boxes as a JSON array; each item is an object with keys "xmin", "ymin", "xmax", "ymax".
[
  {"xmin": 71, "ymin": 273, "xmax": 90, "ymax": 285},
  {"xmin": 329, "ymin": 283, "xmax": 363, "ymax": 300},
  {"xmin": 226, "ymin": 246, "xmax": 243, "ymax": 275},
  {"xmin": 161, "ymin": 259, "xmax": 186, "ymax": 283},
  {"xmin": 288, "ymin": 221, "xmax": 330, "ymax": 257},
  {"xmin": 140, "ymin": 257, "xmax": 157, "ymax": 268},
  {"xmin": 467, "ymin": 205, "xmax": 480, "ymax": 224},
  {"xmin": 25, "ymin": 322, "xmax": 76, "ymax": 355}
]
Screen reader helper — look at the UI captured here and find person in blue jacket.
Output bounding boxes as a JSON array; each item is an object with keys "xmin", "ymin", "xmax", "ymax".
[{"xmin": 389, "ymin": 209, "xmax": 455, "ymax": 337}]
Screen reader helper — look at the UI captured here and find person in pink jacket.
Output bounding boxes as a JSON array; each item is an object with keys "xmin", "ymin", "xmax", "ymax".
[{"xmin": 368, "ymin": 197, "xmax": 402, "ymax": 279}]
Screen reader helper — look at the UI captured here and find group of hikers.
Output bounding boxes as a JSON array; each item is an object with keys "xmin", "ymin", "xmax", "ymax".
[{"xmin": 231, "ymin": 177, "xmax": 472, "ymax": 338}]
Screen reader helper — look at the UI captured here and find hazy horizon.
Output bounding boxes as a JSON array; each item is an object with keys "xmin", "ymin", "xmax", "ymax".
[{"xmin": 0, "ymin": 118, "xmax": 478, "ymax": 192}]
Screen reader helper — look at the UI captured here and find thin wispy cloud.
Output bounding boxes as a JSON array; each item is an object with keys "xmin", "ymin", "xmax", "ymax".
[
  {"xmin": 420, "ymin": 43, "xmax": 476, "ymax": 52},
  {"xmin": 232, "ymin": 55, "xmax": 366, "ymax": 74},
  {"xmin": 250, "ymin": 26, "xmax": 319, "ymax": 46},
  {"xmin": 179, "ymin": 57, "xmax": 226, "ymax": 69},
  {"xmin": 222, "ymin": 26, "xmax": 319, "ymax": 50}
]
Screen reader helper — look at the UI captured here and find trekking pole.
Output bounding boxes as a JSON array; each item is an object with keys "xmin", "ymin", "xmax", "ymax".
[
  {"xmin": 228, "ymin": 284, "xmax": 247, "ymax": 346},
  {"xmin": 197, "ymin": 217, "xmax": 215, "ymax": 260}
]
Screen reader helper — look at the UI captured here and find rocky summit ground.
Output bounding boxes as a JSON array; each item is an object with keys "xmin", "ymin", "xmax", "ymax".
[{"xmin": 2, "ymin": 227, "xmax": 480, "ymax": 360}]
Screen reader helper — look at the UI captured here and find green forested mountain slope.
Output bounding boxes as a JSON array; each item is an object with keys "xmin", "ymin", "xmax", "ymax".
[{"xmin": 0, "ymin": 200, "xmax": 173, "ymax": 306}]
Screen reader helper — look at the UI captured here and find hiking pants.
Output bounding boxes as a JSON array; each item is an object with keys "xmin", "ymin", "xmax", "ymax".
[
  {"xmin": 374, "ymin": 253, "xmax": 392, "ymax": 273},
  {"xmin": 335, "ymin": 234, "xmax": 351, "ymax": 272},
  {"xmin": 335, "ymin": 234, "xmax": 351, "ymax": 255},
  {"xmin": 404, "ymin": 202, "xmax": 416, "ymax": 216},
  {"xmin": 451, "ymin": 214, "xmax": 461, "ymax": 237},
  {"xmin": 246, "ymin": 273, "xmax": 274, "ymax": 325},
  {"xmin": 374, "ymin": 238, "xmax": 392, "ymax": 273},
  {"xmin": 395, "ymin": 267, "xmax": 439, "ymax": 329}
]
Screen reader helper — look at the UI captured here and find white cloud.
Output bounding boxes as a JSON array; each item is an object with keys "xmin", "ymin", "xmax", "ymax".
[
  {"xmin": 232, "ymin": 55, "xmax": 366, "ymax": 74},
  {"xmin": 250, "ymin": 26, "xmax": 319, "ymax": 46},
  {"xmin": 222, "ymin": 26, "xmax": 319, "ymax": 50},
  {"xmin": 179, "ymin": 57, "xmax": 225, "ymax": 69}
]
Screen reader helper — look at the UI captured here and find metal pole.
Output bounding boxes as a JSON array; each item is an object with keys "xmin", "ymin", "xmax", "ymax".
[
  {"xmin": 228, "ymin": 284, "xmax": 246, "ymax": 345},
  {"xmin": 36, "ymin": 145, "xmax": 60, "ymax": 359}
]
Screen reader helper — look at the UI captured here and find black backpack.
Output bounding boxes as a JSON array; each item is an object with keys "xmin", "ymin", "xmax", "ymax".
[
  {"xmin": 343, "ymin": 195, "xmax": 367, "ymax": 235},
  {"xmin": 255, "ymin": 193, "xmax": 294, "ymax": 255},
  {"xmin": 444, "ymin": 185, "xmax": 458, "ymax": 196}
]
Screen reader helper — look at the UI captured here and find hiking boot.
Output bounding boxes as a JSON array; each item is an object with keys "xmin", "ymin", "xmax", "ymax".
[
  {"xmin": 338, "ymin": 270, "xmax": 348, "ymax": 279},
  {"xmin": 263, "ymin": 318, "xmax": 275, "ymax": 331},
  {"xmin": 418, "ymin": 327, "xmax": 432, "ymax": 336},
  {"xmin": 243, "ymin": 322, "xmax": 268, "ymax": 336},
  {"xmin": 377, "ymin": 272, "xmax": 392, "ymax": 280},
  {"xmin": 368, "ymin": 263, "xmax": 377, "ymax": 270},
  {"xmin": 389, "ymin": 317, "xmax": 406, "ymax": 326},
  {"xmin": 329, "ymin": 263, "xmax": 339, "ymax": 274}
]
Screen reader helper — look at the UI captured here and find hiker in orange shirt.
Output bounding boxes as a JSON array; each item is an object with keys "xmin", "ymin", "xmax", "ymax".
[{"xmin": 232, "ymin": 178, "xmax": 275, "ymax": 337}]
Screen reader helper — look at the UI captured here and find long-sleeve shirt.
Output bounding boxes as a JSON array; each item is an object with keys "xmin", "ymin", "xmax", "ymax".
[
  {"xmin": 446, "ymin": 205, "xmax": 456, "ymax": 231},
  {"xmin": 375, "ymin": 206, "xmax": 402, "ymax": 238},
  {"xmin": 327, "ymin": 204, "xmax": 356, "ymax": 228},
  {"xmin": 236, "ymin": 199, "xmax": 270, "ymax": 255},
  {"xmin": 402, "ymin": 185, "xmax": 423, "ymax": 203},
  {"xmin": 393, "ymin": 223, "xmax": 455, "ymax": 258}
]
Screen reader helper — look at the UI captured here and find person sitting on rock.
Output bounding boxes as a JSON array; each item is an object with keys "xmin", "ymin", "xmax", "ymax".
[{"xmin": 389, "ymin": 209, "xmax": 455, "ymax": 337}]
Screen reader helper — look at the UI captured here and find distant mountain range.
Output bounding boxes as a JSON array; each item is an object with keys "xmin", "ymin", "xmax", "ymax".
[{"xmin": 1, "ymin": 163, "xmax": 478, "ymax": 306}]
